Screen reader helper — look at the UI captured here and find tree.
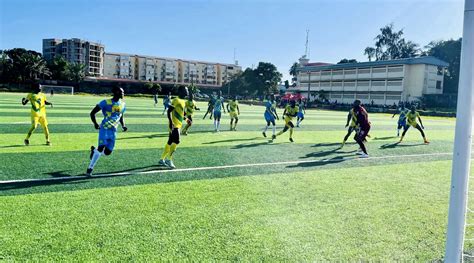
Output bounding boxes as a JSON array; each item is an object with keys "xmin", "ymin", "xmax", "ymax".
[
  {"xmin": 316, "ymin": 89, "xmax": 329, "ymax": 102},
  {"xmin": 48, "ymin": 56, "xmax": 70, "ymax": 81},
  {"xmin": 424, "ymin": 38, "xmax": 462, "ymax": 94},
  {"xmin": 364, "ymin": 47, "xmax": 376, "ymax": 62},
  {"xmin": 289, "ymin": 62, "xmax": 299, "ymax": 85},
  {"xmin": 67, "ymin": 62, "xmax": 86, "ymax": 83},
  {"xmin": 337, "ymin": 58, "xmax": 358, "ymax": 64},
  {"xmin": 365, "ymin": 24, "xmax": 420, "ymax": 61},
  {"xmin": 1, "ymin": 48, "xmax": 50, "ymax": 83},
  {"xmin": 227, "ymin": 62, "xmax": 282, "ymax": 96},
  {"xmin": 284, "ymin": 80, "xmax": 290, "ymax": 90}
]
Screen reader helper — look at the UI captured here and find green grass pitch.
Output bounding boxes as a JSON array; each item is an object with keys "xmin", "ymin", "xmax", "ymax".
[{"xmin": 0, "ymin": 92, "xmax": 471, "ymax": 261}]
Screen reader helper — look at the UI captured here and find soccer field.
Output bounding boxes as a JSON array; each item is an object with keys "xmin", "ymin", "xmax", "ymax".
[{"xmin": 0, "ymin": 92, "xmax": 469, "ymax": 261}]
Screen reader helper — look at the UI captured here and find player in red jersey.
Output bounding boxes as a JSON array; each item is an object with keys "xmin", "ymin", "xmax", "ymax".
[{"xmin": 352, "ymin": 100, "xmax": 370, "ymax": 158}]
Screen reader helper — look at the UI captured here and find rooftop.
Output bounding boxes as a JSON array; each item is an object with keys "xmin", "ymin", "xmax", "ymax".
[{"xmin": 298, "ymin": 56, "xmax": 449, "ymax": 72}]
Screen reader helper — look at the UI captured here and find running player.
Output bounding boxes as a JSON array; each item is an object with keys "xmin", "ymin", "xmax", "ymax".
[
  {"xmin": 158, "ymin": 86, "xmax": 189, "ymax": 169},
  {"xmin": 153, "ymin": 92, "xmax": 158, "ymax": 107},
  {"xmin": 399, "ymin": 106, "xmax": 429, "ymax": 144},
  {"xmin": 341, "ymin": 107, "xmax": 357, "ymax": 148},
  {"xmin": 353, "ymin": 100, "xmax": 370, "ymax": 158},
  {"xmin": 296, "ymin": 98, "xmax": 306, "ymax": 127},
  {"xmin": 392, "ymin": 104, "xmax": 408, "ymax": 137},
  {"xmin": 162, "ymin": 92, "xmax": 171, "ymax": 115},
  {"xmin": 275, "ymin": 100, "xmax": 298, "ymax": 142},
  {"xmin": 226, "ymin": 96, "xmax": 240, "ymax": 131},
  {"xmin": 181, "ymin": 92, "xmax": 200, "ymax": 135},
  {"xmin": 262, "ymin": 94, "xmax": 279, "ymax": 138},
  {"xmin": 22, "ymin": 83, "xmax": 53, "ymax": 146},
  {"xmin": 87, "ymin": 86, "xmax": 127, "ymax": 176},
  {"xmin": 202, "ymin": 95, "xmax": 215, "ymax": 120},
  {"xmin": 213, "ymin": 91, "xmax": 226, "ymax": 132}
]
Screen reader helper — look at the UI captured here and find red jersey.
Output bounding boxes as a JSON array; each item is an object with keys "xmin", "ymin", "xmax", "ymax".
[{"xmin": 354, "ymin": 106, "xmax": 370, "ymax": 129}]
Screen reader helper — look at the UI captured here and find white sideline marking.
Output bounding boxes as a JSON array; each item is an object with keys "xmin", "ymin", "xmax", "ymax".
[{"xmin": 0, "ymin": 152, "xmax": 453, "ymax": 185}]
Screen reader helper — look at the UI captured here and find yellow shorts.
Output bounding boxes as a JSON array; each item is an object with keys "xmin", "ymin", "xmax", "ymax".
[
  {"xmin": 408, "ymin": 121, "xmax": 417, "ymax": 128},
  {"xmin": 229, "ymin": 112, "xmax": 238, "ymax": 118},
  {"xmin": 31, "ymin": 115, "xmax": 48, "ymax": 127},
  {"xmin": 285, "ymin": 118, "xmax": 294, "ymax": 128}
]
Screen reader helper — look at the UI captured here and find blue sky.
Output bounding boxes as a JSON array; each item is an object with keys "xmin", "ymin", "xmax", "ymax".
[{"xmin": 0, "ymin": 0, "xmax": 464, "ymax": 81}]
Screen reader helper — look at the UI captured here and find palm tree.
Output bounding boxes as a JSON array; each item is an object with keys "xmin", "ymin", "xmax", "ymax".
[
  {"xmin": 67, "ymin": 63, "xmax": 86, "ymax": 83},
  {"xmin": 364, "ymin": 47, "xmax": 376, "ymax": 62},
  {"xmin": 289, "ymin": 62, "xmax": 299, "ymax": 84}
]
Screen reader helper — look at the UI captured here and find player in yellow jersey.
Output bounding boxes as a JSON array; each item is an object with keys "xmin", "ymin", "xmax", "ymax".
[
  {"xmin": 159, "ymin": 86, "xmax": 189, "ymax": 169},
  {"xmin": 399, "ymin": 105, "xmax": 429, "ymax": 144},
  {"xmin": 21, "ymin": 83, "xmax": 53, "ymax": 146},
  {"xmin": 341, "ymin": 107, "xmax": 358, "ymax": 148},
  {"xmin": 226, "ymin": 96, "xmax": 240, "ymax": 131},
  {"xmin": 181, "ymin": 93, "xmax": 200, "ymax": 135},
  {"xmin": 274, "ymin": 100, "xmax": 298, "ymax": 142}
]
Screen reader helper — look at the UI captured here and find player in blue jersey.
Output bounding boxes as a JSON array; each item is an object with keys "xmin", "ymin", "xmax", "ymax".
[
  {"xmin": 262, "ymin": 94, "xmax": 279, "ymax": 138},
  {"xmin": 86, "ymin": 86, "xmax": 127, "ymax": 176},
  {"xmin": 213, "ymin": 91, "xmax": 226, "ymax": 132},
  {"xmin": 392, "ymin": 104, "xmax": 408, "ymax": 137},
  {"xmin": 162, "ymin": 92, "xmax": 171, "ymax": 115},
  {"xmin": 296, "ymin": 98, "xmax": 306, "ymax": 127}
]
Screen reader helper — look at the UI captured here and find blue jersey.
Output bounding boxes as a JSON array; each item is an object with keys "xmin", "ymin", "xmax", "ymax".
[
  {"xmin": 214, "ymin": 97, "xmax": 224, "ymax": 112},
  {"xmin": 398, "ymin": 108, "xmax": 408, "ymax": 121},
  {"xmin": 298, "ymin": 103, "xmax": 305, "ymax": 113},
  {"xmin": 163, "ymin": 96, "xmax": 171, "ymax": 106},
  {"xmin": 98, "ymin": 99, "xmax": 126, "ymax": 132}
]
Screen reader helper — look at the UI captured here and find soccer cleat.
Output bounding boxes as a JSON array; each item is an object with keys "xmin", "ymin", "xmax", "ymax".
[
  {"xmin": 24, "ymin": 139, "xmax": 29, "ymax": 146},
  {"xmin": 90, "ymin": 146, "xmax": 95, "ymax": 160},
  {"xmin": 262, "ymin": 132, "xmax": 267, "ymax": 138},
  {"xmin": 359, "ymin": 153, "xmax": 369, "ymax": 158},
  {"xmin": 165, "ymin": 160, "xmax": 176, "ymax": 169},
  {"xmin": 46, "ymin": 141, "xmax": 52, "ymax": 146},
  {"xmin": 158, "ymin": 159, "xmax": 167, "ymax": 166},
  {"xmin": 86, "ymin": 168, "xmax": 93, "ymax": 177},
  {"xmin": 289, "ymin": 138, "xmax": 294, "ymax": 143},
  {"xmin": 424, "ymin": 139, "xmax": 430, "ymax": 144}
]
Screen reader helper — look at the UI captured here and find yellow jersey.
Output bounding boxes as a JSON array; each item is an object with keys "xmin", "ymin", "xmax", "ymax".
[
  {"xmin": 284, "ymin": 105, "xmax": 298, "ymax": 123},
  {"xmin": 349, "ymin": 109, "xmax": 357, "ymax": 127},
  {"xmin": 185, "ymin": 100, "xmax": 197, "ymax": 117},
  {"xmin": 171, "ymin": 97, "xmax": 186, "ymax": 129},
  {"xmin": 228, "ymin": 100, "xmax": 238, "ymax": 112},
  {"xmin": 406, "ymin": 111, "xmax": 420, "ymax": 127},
  {"xmin": 26, "ymin": 92, "xmax": 47, "ymax": 117}
]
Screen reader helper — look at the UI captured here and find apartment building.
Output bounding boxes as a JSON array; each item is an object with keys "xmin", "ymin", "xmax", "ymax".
[
  {"xmin": 103, "ymin": 52, "xmax": 241, "ymax": 87},
  {"xmin": 291, "ymin": 56, "xmax": 449, "ymax": 105},
  {"xmin": 42, "ymin": 38, "xmax": 104, "ymax": 77}
]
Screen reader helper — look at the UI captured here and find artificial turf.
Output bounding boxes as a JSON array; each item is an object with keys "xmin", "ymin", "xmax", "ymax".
[{"xmin": 0, "ymin": 92, "xmax": 469, "ymax": 261}]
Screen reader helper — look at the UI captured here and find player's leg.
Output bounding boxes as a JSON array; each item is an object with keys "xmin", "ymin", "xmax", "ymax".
[
  {"xmin": 39, "ymin": 116, "xmax": 51, "ymax": 145},
  {"xmin": 230, "ymin": 117, "xmax": 234, "ymax": 131},
  {"xmin": 342, "ymin": 127, "xmax": 354, "ymax": 147},
  {"xmin": 215, "ymin": 112, "xmax": 221, "ymax": 131},
  {"xmin": 234, "ymin": 116, "xmax": 239, "ymax": 131},
  {"xmin": 355, "ymin": 129, "xmax": 369, "ymax": 157},
  {"xmin": 271, "ymin": 120, "xmax": 276, "ymax": 139},
  {"xmin": 25, "ymin": 117, "xmax": 39, "ymax": 145},
  {"xmin": 165, "ymin": 128, "xmax": 180, "ymax": 169},
  {"xmin": 397, "ymin": 121, "xmax": 402, "ymax": 137},
  {"xmin": 203, "ymin": 106, "xmax": 210, "ymax": 119},
  {"xmin": 399, "ymin": 125, "xmax": 410, "ymax": 142},
  {"xmin": 415, "ymin": 124, "xmax": 429, "ymax": 144},
  {"xmin": 288, "ymin": 121, "xmax": 295, "ymax": 142}
]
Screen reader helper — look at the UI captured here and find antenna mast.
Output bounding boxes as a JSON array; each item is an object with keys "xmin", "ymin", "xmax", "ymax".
[{"xmin": 304, "ymin": 29, "xmax": 309, "ymax": 58}]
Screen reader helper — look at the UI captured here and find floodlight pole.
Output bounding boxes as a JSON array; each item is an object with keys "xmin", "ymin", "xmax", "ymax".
[{"xmin": 445, "ymin": 0, "xmax": 474, "ymax": 261}]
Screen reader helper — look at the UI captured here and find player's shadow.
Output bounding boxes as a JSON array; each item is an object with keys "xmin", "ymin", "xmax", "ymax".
[
  {"xmin": 311, "ymin": 142, "xmax": 350, "ymax": 147},
  {"xmin": 0, "ymin": 144, "xmax": 43, "ymax": 149},
  {"xmin": 231, "ymin": 141, "xmax": 272, "ymax": 149},
  {"xmin": 372, "ymin": 136, "xmax": 398, "ymax": 141},
  {"xmin": 203, "ymin": 137, "xmax": 262, "ymax": 145},
  {"xmin": 286, "ymin": 155, "xmax": 349, "ymax": 168},
  {"xmin": 379, "ymin": 142, "xmax": 426, "ymax": 149},
  {"xmin": 117, "ymin": 134, "xmax": 168, "ymax": 140},
  {"xmin": 301, "ymin": 148, "xmax": 356, "ymax": 159}
]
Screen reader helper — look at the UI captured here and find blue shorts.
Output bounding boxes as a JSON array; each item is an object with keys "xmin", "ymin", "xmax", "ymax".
[
  {"xmin": 297, "ymin": 112, "xmax": 304, "ymax": 118},
  {"xmin": 264, "ymin": 112, "xmax": 275, "ymax": 123},
  {"xmin": 98, "ymin": 128, "xmax": 117, "ymax": 151},
  {"xmin": 398, "ymin": 119, "xmax": 407, "ymax": 128},
  {"xmin": 163, "ymin": 103, "xmax": 169, "ymax": 109},
  {"xmin": 213, "ymin": 110, "xmax": 222, "ymax": 119}
]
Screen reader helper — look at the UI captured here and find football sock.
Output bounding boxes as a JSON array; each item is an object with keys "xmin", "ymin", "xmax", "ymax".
[
  {"xmin": 88, "ymin": 148, "xmax": 103, "ymax": 169},
  {"xmin": 161, "ymin": 143, "xmax": 171, "ymax": 159},
  {"xmin": 272, "ymin": 126, "xmax": 276, "ymax": 135},
  {"xmin": 169, "ymin": 143, "xmax": 178, "ymax": 159},
  {"xmin": 26, "ymin": 125, "xmax": 35, "ymax": 140}
]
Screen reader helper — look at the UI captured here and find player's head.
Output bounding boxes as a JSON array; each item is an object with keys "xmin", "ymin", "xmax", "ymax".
[
  {"xmin": 112, "ymin": 86, "xmax": 124, "ymax": 99},
  {"xmin": 353, "ymin": 99, "xmax": 361, "ymax": 109},
  {"xmin": 290, "ymin": 100, "xmax": 296, "ymax": 107},
  {"xmin": 31, "ymin": 82, "xmax": 41, "ymax": 93},
  {"xmin": 411, "ymin": 105, "xmax": 416, "ymax": 112},
  {"xmin": 233, "ymin": 96, "xmax": 237, "ymax": 101},
  {"xmin": 178, "ymin": 85, "xmax": 188, "ymax": 99}
]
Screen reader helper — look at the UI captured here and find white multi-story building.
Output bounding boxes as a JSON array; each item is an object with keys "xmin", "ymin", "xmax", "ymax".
[
  {"xmin": 291, "ymin": 56, "xmax": 449, "ymax": 105},
  {"xmin": 103, "ymin": 52, "xmax": 241, "ymax": 87}
]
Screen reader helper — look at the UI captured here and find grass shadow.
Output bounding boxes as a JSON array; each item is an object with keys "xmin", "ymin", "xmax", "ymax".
[
  {"xmin": 286, "ymin": 155, "xmax": 351, "ymax": 168},
  {"xmin": 372, "ymin": 136, "xmax": 398, "ymax": 141},
  {"xmin": 379, "ymin": 142, "xmax": 426, "ymax": 149},
  {"xmin": 231, "ymin": 141, "xmax": 272, "ymax": 149},
  {"xmin": 204, "ymin": 137, "xmax": 262, "ymax": 145}
]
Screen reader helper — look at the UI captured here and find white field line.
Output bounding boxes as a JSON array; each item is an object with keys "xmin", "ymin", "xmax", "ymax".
[{"xmin": 0, "ymin": 152, "xmax": 453, "ymax": 185}]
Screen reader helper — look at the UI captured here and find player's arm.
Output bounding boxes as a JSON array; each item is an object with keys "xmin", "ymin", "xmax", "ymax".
[
  {"xmin": 226, "ymin": 103, "xmax": 230, "ymax": 113},
  {"xmin": 45, "ymin": 100, "xmax": 53, "ymax": 107},
  {"xmin": 90, "ymin": 105, "xmax": 101, "ymax": 130},
  {"xmin": 391, "ymin": 111, "xmax": 397, "ymax": 118},
  {"xmin": 167, "ymin": 105, "xmax": 175, "ymax": 130},
  {"xmin": 222, "ymin": 101, "xmax": 226, "ymax": 113},
  {"xmin": 21, "ymin": 97, "xmax": 29, "ymax": 105},
  {"xmin": 345, "ymin": 112, "xmax": 351, "ymax": 127},
  {"xmin": 119, "ymin": 115, "xmax": 128, "ymax": 132},
  {"xmin": 273, "ymin": 108, "xmax": 279, "ymax": 120},
  {"xmin": 303, "ymin": 105, "xmax": 306, "ymax": 114},
  {"xmin": 418, "ymin": 115, "xmax": 425, "ymax": 129},
  {"xmin": 237, "ymin": 104, "xmax": 240, "ymax": 115}
]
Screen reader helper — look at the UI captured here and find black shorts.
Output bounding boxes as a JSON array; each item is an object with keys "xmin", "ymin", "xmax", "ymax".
[
  {"xmin": 167, "ymin": 128, "xmax": 180, "ymax": 144},
  {"xmin": 186, "ymin": 115, "xmax": 193, "ymax": 124}
]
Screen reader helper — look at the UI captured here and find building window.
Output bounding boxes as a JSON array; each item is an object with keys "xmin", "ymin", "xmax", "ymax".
[
  {"xmin": 357, "ymin": 68, "xmax": 371, "ymax": 74},
  {"xmin": 436, "ymin": 80, "xmax": 442, "ymax": 89},
  {"xmin": 437, "ymin": 67, "xmax": 444, "ymax": 75}
]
